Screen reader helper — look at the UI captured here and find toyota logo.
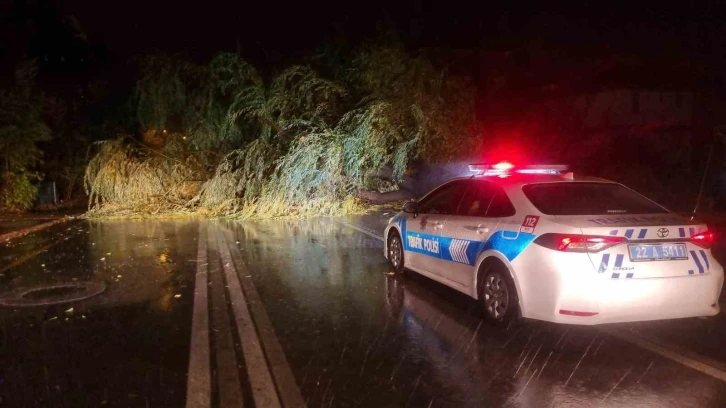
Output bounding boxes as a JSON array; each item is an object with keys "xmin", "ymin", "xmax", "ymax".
[{"xmin": 657, "ymin": 228, "xmax": 669, "ymax": 238}]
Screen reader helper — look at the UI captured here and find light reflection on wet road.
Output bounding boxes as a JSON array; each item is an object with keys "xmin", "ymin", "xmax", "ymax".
[
  {"xmin": 0, "ymin": 218, "xmax": 724, "ymax": 407},
  {"xmin": 229, "ymin": 218, "xmax": 726, "ymax": 407}
]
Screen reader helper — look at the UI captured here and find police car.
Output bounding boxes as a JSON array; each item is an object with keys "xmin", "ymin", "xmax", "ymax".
[{"xmin": 383, "ymin": 163, "xmax": 724, "ymax": 325}]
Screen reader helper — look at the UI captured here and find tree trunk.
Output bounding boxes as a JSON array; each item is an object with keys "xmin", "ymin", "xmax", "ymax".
[{"xmin": 357, "ymin": 189, "xmax": 414, "ymax": 204}]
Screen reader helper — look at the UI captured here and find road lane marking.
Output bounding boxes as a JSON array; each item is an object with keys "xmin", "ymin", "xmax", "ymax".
[
  {"xmin": 333, "ymin": 217, "xmax": 726, "ymax": 384},
  {"xmin": 603, "ymin": 328, "xmax": 726, "ymax": 383},
  {"xmin": 207, "ymin": 227, "xmax": 245, "ymax": 406},
  {"xmin": 330, "ymin": 219, "xmax": 384, "ymax": 242},
  {"xmin": 0, "ymin": 217, "xmax": 75, "ymax": 243},
  {"xmin": 186, "ymin": 223, "xmax": 211, "ymax": 408},
  {"xmin": 0, "ymin": 220, "xmax": 83, "ymax": 273},
  {"xmin": 216, "ymin": 227, "xmax": 282, "ymax": 408},
  {"xmin": 221, "ymin": 227, "xmax": 306, "ymax": 408},
  {"xmin": 0, "ymin": 235, "xmax": 71, "ymax": 274}
]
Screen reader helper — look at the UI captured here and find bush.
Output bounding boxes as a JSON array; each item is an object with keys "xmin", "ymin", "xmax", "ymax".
[{"xmin": 0, "ymin": 171, "xmax": 39, "ymax": 211}]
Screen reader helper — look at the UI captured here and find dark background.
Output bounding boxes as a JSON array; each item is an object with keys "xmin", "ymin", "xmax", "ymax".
[
  {"xmin": 4, "ymin": 1, "xmax": 724, "ymax": 97},
  {"xmin": 2, "ymin": 0, "xmax": 725, "ymax": 210}
]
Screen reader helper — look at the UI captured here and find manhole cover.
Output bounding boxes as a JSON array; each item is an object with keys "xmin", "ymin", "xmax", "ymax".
[
  {"xmin": 23, "ymin": 285, "xmax": 86, "ymax": 299},
  {"xmin": 0, "ymin": 282, "xmax": 106, "ymax": 307}
]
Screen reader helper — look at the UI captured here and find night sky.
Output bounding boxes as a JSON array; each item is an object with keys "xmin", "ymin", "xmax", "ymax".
[
  {"xmin": 1, "ymin": 0, "xmax": 723, "ymax": 156},
  {"xmin": 3, "ymin": 0, "xmax": 725, "ymax": 87},
  {"xmin": 59, "ymin": 1, "xmax": 726, "ymax": 59}
]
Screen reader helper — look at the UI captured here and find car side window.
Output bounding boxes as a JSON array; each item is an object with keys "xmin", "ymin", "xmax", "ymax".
[
  {"xmin": 417, "ymin": 181, "xmax": 468, "ymax": 215},
  {"xmin": 486, "ymin": 190, "xmax": 516, "ymax": 217},
  {"xmin": 457, "ymin": 181, "xmax": 497, "ymax": 217}
]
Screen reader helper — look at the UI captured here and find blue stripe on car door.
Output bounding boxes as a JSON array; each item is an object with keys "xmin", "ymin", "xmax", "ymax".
[{"xmin": 437, "ymin": 231, "xmax": 537, "ymax": 265}]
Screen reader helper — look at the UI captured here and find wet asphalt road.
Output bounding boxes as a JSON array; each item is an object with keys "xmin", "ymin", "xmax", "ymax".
[
  {"xmin": 0, "ymin": 220, "xmax": 198, "ymax": 407},
  {"xmin": 0, "ymin": 217, "xmax": 725, "ymax": 407}
]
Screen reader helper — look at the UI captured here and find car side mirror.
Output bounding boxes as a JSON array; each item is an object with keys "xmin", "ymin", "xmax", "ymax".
[{"xmin": 402, "ymin": 201, "xmax": 418, "ymax": 214}]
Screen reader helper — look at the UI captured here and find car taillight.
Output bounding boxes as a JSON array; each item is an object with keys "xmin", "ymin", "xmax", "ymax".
[
  {"xmin": 534, "ymin": 233, "xmax": 626, "ymax": 253},
  {"xmin": 691, "ymin": 231, "xmax": 714, "ymax": 249}
]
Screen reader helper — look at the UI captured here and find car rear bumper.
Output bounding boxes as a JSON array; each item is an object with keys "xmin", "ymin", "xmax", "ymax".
[
  {"xmin": 556, "ymin": 274, "xmax": 722, "ymax": 325},
  {"xmin": 522, "ymin": 257, "xmax": 724, "ymax": 325}
]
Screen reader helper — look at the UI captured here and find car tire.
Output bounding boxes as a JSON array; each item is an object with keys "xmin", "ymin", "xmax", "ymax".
[
  {"xmin": 477, "ymin": 260, "xmax": 518, "ymax": 324},
  {"xmin": 387, "ymin": 231, "xmax": 406, "ymax": 275}
]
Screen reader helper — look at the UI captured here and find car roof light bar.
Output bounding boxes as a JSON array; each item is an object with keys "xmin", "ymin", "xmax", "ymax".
[{"xmin": 469, "ymin": 163, "xmax": 569, "ymax": 176}]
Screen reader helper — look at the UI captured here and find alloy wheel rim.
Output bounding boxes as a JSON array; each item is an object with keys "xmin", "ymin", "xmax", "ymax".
[
  {"xmin": 390, "ymin": 237, "xmax": 402, "ymax": 268},
  {"xmin": 483, "ymin": 273, "xmax": 509, "ymax": 319}
]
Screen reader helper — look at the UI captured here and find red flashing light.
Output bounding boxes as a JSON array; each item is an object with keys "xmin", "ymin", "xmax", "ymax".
[
  {"xmin": 559, "ymin": 310, "xmax": 599, "ymax": 317},
  {"xmin": 691, "ymin": 231, "xmax": 714, "ymax": 249},
  {"xmin": 534, "ymin": 233, "xmax": 626, "ymax": 253},
  {"xmin": 493, "ymin": 161, "xmax": 515, "ymax": 171}
]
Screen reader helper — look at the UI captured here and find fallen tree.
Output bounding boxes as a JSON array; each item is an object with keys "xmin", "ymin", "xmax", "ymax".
[
  {"xmin": 84, "ymin": 41, "xmax": 482, "ymax": 217},
  {"xmin": 84, "ymin": 136, "xmax": 209, "ymax": 216}
]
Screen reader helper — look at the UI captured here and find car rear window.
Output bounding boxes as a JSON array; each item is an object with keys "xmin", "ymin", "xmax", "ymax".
[{"xmin": 522, "ymin": 182, "xmax": 668, "ymax": 215}]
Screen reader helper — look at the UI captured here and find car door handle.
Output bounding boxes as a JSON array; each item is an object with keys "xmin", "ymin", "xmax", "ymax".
[{"xmin": 465, "ymin": 225, "xmax": 489, "ymax": 234}]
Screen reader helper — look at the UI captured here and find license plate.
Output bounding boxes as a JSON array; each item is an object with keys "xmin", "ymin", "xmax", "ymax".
[{"xmin": 628, "ymin": 243, "xmax": 688, "ymax": 262}]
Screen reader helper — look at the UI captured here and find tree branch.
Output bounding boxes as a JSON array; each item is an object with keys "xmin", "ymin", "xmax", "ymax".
[{"xmin": 259, "ymin": 115, "xmax": 282, "ymax": 133}]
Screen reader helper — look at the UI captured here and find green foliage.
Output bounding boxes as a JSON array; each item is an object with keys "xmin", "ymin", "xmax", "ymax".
[
  {"xmin": 264, "ymin": 124, "xmax": 348, "ymax": 215},
  {"xmin": 135, "ymin": 53, "xmax": 200, "ymax": 132},
  {"xmin": 189, "ymin": 53, "xmax": 263, "ymax": 150},
  {"xmin": 338, "ymin": 101, "xmax": 422, "ymax": 181},
  {"xmin": 349, "ymin": 43, "xmax": 479, "ymax": 162},
  {"xmin": 194, "ymin": 138, "xmax": 278, "ymax": 214},
  {"xmin": 0, "ymin": 171, "xmax": 39, "ymax": 210},
  {"xmin": 0, "ymin": 60, "xmax": 51, "ymax": 211},
  {"xmin": 267, "ymin": 65, "xmax": 347, "ymax": 125},
  {"xmin": 91, "ymin": 40, "xmax": 480, "ymax": 218},
  {"xmin": 223, "ymin": 64, "xmax": 347, "ymax": 142}
]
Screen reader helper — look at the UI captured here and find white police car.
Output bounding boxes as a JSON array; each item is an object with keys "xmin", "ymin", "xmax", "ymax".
[{"xmin": 384, "ymin": 163, "xmax": 724, "ymax": 325}]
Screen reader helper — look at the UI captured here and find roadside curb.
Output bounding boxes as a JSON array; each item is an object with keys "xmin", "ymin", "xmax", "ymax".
[{"xmin": 0, "ymin": 216, "xmax": 76, "ymax": 243}]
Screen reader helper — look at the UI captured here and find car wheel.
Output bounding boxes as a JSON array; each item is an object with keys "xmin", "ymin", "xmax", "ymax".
[
  {"xmin": 388, "ymin": 231, "xmax": 406, "ymax": 274},
  {"xmin": 478, "ymin": 261, "xmax": 518, "ymax": 324}
]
